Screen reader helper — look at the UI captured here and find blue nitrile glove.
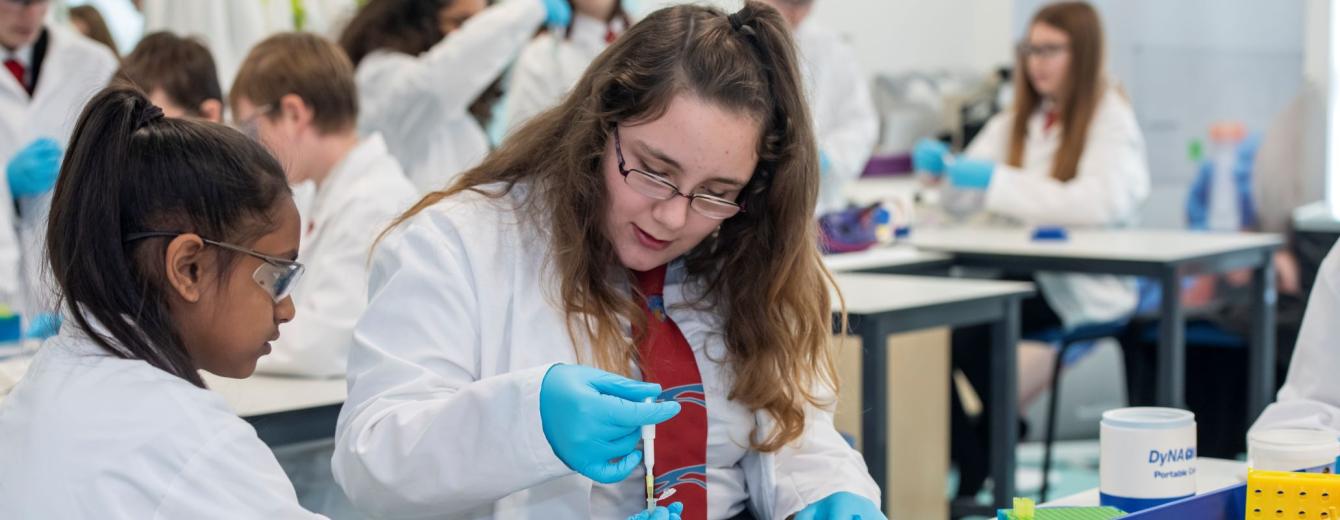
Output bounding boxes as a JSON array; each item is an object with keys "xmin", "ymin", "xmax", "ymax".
[
  {"xmin": 795, "ymin": 492, "xmax": 886, "ymax": 520},
  {"xmin": 628, "ymin": 502, "xmax": 684, "ymax": 520},
  {"xmin": 24, "ymin": 312, "xmax": 62, "ymax": 340},
  {"xmin": 6, "ymin": 138, "xmax": 62, "ymax": 198},
  {"xmin": 912, "ymin": 138, "xmax": 950, "ymax": 176},
  {"xmin": 540, "ymin": 364, "xmax": 681, "ymax": 483},
  {"xmin": 819, "ymin": 150, "xmax": 832, "ymax": 176},
  {"xmin": 947, "ymin": 158, "xmax": 994, "ymax": 190},
  {"xmin": 541, "ymin": 0, "xmax": 572, "ymax": 28}
]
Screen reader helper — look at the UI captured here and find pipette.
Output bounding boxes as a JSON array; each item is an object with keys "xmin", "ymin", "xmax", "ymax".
[{"xmin": 643, "ymin": 397, "xmax": 657, "ymax": 510}]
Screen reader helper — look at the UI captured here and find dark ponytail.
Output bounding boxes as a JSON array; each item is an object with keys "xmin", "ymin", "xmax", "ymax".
[{"xmin": 46, "ymin": 83, "xmax": 290, "ymax": 387}]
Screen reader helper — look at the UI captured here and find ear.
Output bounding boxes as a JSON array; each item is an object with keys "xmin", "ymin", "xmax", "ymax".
[
  {"xmin": 278, "ymin": 93, "xmax": 314, "ymax": 131},
  {"xmin": 199, "ymin": 99, "xmax": 224, "ymax": 124},
  {"xmin": 164, "ymin": 234, "xmax": 209, "ymax": 304}
]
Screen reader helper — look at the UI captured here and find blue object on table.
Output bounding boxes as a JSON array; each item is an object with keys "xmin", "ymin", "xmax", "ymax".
[
  {"xmin": 1032, "ymin": 226, "xmax": 1068, "ymax": 241},
  {"xmin": 819, "ymin": 203, "xmax": 881, "ymax": 254},
  {"xmin": 894, "ymin": 225, "xmax": 911, "ymax": 239},
  {"xmin": 1118, "ymin": 482, "xmax": 1245, "ymax": 519},
  {"xmin": 1185, "ymin": 134, "xmax": 1260, "ymax": 231},
  {"xmin": 0, "ymin": 311, "xmax": 18, "ymax": 343}
]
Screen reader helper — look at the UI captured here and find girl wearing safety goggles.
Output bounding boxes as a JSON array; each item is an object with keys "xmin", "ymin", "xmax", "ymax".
[{"xmin": 0, "ymin": 84, "xmax": 323, "ymax": 518}]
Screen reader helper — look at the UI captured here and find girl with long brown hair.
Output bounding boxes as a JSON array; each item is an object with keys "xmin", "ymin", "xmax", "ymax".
[
  {"xmin": 912, "ymin": 0, "xmax": 1150, "ymax": 499},
  {"xmin": 332, "ymin": 3, "xmax": 881, "ymax": 519}
]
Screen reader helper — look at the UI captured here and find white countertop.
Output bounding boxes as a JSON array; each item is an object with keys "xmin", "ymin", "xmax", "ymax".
[
  {"xmin": 823, "ymin": 245, "xmax": 951, "ymax": 273},
  {"xmin": 832, "ymin": 273, "xmax": 1034, "ymax": 315},
  {"xmin": 909, "ymin": 228, "xmax": 1282, "ymax": 263}
]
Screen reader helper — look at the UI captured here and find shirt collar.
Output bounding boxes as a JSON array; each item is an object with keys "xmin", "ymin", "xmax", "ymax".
[{"xmin": 4, "ymin": 39, "xmax": 36, "ymax": 68}]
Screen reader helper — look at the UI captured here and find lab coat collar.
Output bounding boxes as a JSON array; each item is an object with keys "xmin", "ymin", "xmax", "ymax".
[
  {"xmin": 3, "ymin": 37, "xmax": 35, "ymax": 67},
  {"xmin": 0, "ymin": 28, "xmax": 38, "ymax": 94},
  {"xmin": 1030, "ymin": 98, "xmax": 1059, "ymax": 136},
  {"xmin": 50, "ymin": 307, "xmax": 133, "ymax": 359}
]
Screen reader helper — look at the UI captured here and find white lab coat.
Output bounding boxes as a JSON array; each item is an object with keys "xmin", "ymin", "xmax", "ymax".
[
  {"xmin": 502, "ymin": 14, "xmax": 623, "ymax": 134},
  {"xmin": 1251, "ymin": 241, "xmax": 1340, "ymax": 434},
  {"xmin": 0, "ymin": 25, "xmax": 117, "ymax": 317},
  {"xmin": 794, "ymin": 20, "xmax": 879, "ymax": 215},
  {"xmin": 255, "ymin": 134, "xmax": 416, "ymax": 378},
  {"xmin": 964, "ymin": 85, "xmax": 1151, "ymax": 328},
  {"xmin": 140, "ymin": 0, "xmax": 286, "ymax": 93},
  {"xmin": 355, "ymin": 0, "xmax": 546, "ymax": 194},
  {"xmin": 332, "ymin": 185, "xmax": 879, "ymax": 519},
  {"xmin": 0, "ymin": 323, "xmax": 324, "ymax": 518}
]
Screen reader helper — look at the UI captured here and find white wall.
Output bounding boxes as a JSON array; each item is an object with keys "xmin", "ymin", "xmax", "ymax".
[
  {"xmin": 808, "ymin": 0, "xmax": 1014, "ymax": 76},
  {"xmin": 629, "ymin": 0, "xmax": 1017, "ymax": 76}
]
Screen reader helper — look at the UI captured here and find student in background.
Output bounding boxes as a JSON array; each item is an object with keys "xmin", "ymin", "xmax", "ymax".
[
  {"xmin": 332, "ymin": 3, "xmax": 882, "ymax": 519},
  {"xmin": 231, "ymin": 32, "xmax": 416, "ymax": 380},
  {"xmin": 758, "ymin": 0, "xmax": 877, "ymax": 215},
  {"xmin": 1, "ymin": 0, "xmax": 118, "ymax": 335},
  {"xmin": 67, "ymin": 4, "xmax": 117, "ymax": 57},
  {"xmin": 117, "ymin": 32, "xmax": 223, "ymax": 122},
  {"xmin": 912, "ymin": 1, "xmax": 1149, "ymax": 498},
  {"xmin": 0, "ymin": 84, "xmax": 324, "ymax": 519},
  {"xmin": 501, "ymin": 0, "xmax": 630, "ymax": 134},
  {"xmin": 337, "ymin": 0, "xmax": 572, "ymax": 193}
]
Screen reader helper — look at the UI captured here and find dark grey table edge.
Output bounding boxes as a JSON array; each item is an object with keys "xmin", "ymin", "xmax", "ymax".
[
  {"xmin": 245, "ymin": 403, "xmax": 343, "ymax": 447},
  {"xmin": 834, "ymin": 286, "xmax": 1032, "ymax": 518}
]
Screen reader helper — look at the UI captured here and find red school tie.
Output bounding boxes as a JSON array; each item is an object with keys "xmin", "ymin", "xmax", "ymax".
[
  {"xmin": 3, "ymin": 59, "xmax": 28, "ymax": 95},
  {"xmin": 635, "ymin": 264, "xmax": 708, "ymax": 520},
  {"xmin": 1043, "ymin": 109, "xmax": 1059, "ymax": 131}
]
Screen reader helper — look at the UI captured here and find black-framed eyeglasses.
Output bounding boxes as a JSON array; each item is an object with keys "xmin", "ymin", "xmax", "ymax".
[
  {"xmin": 124, "ymin": 231, "xmax": 305, "ymax": 303},
  {"xmin": 612, "ymin": 126, "xmax": 744, "ymax": 221},
  {"xmin": 1017, "ymin": 42, "xmax": 1069, "ymax": 59}
]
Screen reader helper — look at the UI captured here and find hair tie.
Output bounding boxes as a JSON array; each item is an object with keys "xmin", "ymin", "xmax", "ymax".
[
  {"xmin": 136, "ymin": 105, "xmax": 164, "ymax": 129},
  {"xmin": 728, "ymin": 12, "xmax": 749, "ymax": 33}
]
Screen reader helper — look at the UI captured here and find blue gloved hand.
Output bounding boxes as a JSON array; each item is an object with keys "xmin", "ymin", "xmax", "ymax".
[
  {"xmin": 947, "ymin": 158, "xmax": 995, "ymax": 190},
  {"xmin": 6, "ymin": 138, "xmax": 62, "ymax": 198},
  {"xmin": 540, "ymin": 364, "xmax": 681, "ymax": 483},
  {"xmin": 627, "ymin": 502, "xmax": 684, "ymax": 520},
  {"xmin": 912, "ymin": 138, "xmax": 950, "ymax": 176},
  {"xmin": 796, "ymin": 492, "xmax": 886, "ymax": 520},
  {"xmin": 540, "ymin": 0, "xmax": 572, "ymax": 28},
  {"xmin": 24, "ymin": 312, "xmax": 62, "ymax": 340},
  {"xmin": 819, "ymin": 150, "xmax": 832, "ymax": 176}
]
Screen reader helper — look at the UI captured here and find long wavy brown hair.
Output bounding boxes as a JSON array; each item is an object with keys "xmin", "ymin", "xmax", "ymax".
[
  {"xmin": 1007, "ymin": 1, "xmax": 1107, "ymax": 182},
  {"xmin": 384, "ymin": 1, "xmax": 840, "ymax": 452}
]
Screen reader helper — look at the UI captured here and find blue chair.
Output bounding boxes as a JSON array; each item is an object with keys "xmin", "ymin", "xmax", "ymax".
[{"xmin": 1027, "ymin": 320, "xmax": 1129, "ymax": 502}]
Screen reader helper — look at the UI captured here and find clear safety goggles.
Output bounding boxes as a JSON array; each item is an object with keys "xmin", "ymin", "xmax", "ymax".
[{"xmin": 124, "ymin": 231, "xmax": 305, "ymax": 303}]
